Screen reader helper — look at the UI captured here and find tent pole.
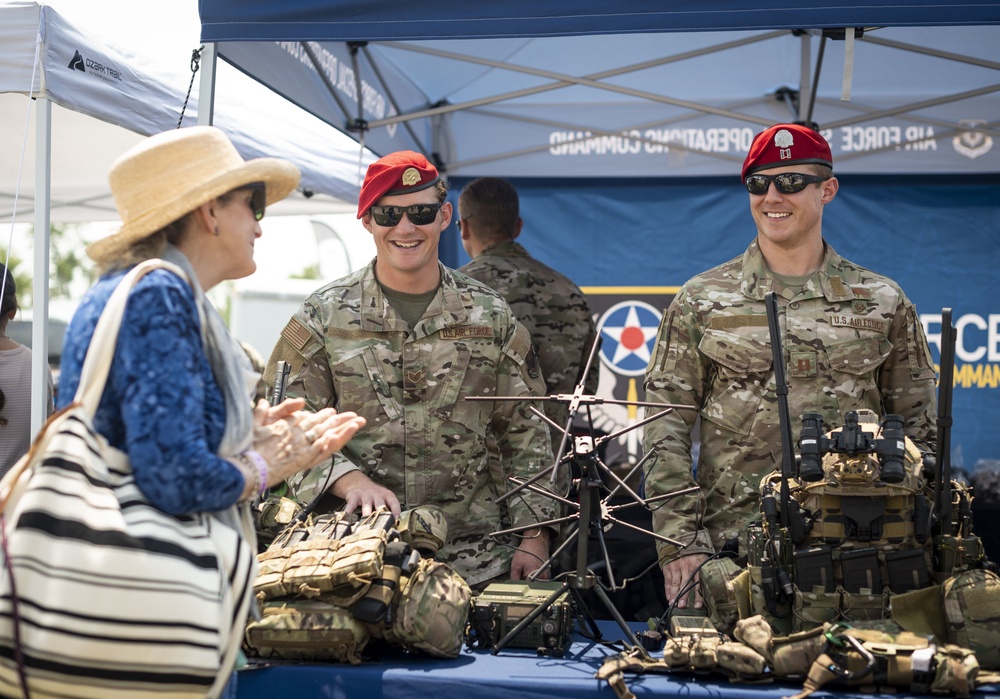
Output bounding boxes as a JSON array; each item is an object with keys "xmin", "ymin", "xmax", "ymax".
[
  {"xmin": 198, "ymin": 43, "xmax": 218, "ymax": 126},
  {"xmin": 799, "ymin": 34, "xmax": 811, "ymax": 123},
  {"xmin": 30, "ymin": 96, "xmax": 51, "ymax": 439}
]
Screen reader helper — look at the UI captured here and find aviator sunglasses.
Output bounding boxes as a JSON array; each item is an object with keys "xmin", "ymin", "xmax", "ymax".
[
  {"xmin": 744, "ymin": 172, "xmax": 828, "ymax": 196},
  {"xmin": 370, "ymin": 203, "xmax": 442, "ymax": 227}
]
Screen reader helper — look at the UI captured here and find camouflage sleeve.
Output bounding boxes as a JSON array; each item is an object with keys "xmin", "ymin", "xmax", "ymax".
[
  {"xmin": 878, "ymin": 294, "xmax": 938, "ymax": 454},
  {"xmin": 641, "ymin": 292, "xmax": 715, "ymax": 566},
  {"xmin": 264, "ymin": 310, "xmax": 335, "ymax": 413},
  {"xmin": 263, "ymin": 308, "xmax": 361, "ymax": 490},
  {"xmin": 493, "ymin": 320, "xmax": 558, "ymax": 531}
]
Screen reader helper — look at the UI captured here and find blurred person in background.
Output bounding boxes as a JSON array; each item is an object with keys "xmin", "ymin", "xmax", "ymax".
[{"xmin": 0, "ymin": 262, "xmax": 54, "ymax": 476}]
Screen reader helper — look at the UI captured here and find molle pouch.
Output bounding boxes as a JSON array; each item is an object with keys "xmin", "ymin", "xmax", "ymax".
[
  {"xmin": 960, "ymin": 536, "xmax": 984, "ymax": 568},
  {"xmin": 689, "ymin": 634, "xmax": 724, "ymax": 670},
  {"xmin": 841, "ymin": 588, "xmax": 889, "ymax": 623},
  {"xmin": 351, "ymin": 540, "xmax": 420, "ymax": 625},
  {"xmin": 885, "ymin": 548, "xmax": 930, "ymax": 593},
  {"xmin": 717, "ymin": 641, "xmax": 768, "ymax": 678},
  {"xmin": 768, "ymin": 625, "xmax": 828, "ymax": 677},
  {"xmin": 262, "ymin": 537, "xmax": 350, "ymax": 601},
  {"xmin": 932, "ymin": 646, "xmax": 980, "ymax": 697},
  {"xmin": 387, "ymin": 558, "xmax": 472, "ymax": 658},
  {"xmin": 733, "ymin": 614, "xmax": 775, "ymax": 664},
  {"xmin": 839, "ymin": 547, "xmax": 883, "ymax": 594},
  {"xmin": 244, "ymin": 599, "xmax": 370, "ymax": 664},
  {"xmin": 255, "ymin": 544, "xmax": 303, "ymax": 601},
  {"xmin": 254, "ymin": 495, "xmax": 304, "ymax": 550},
  {"xmin": 943, "ymin": 569, "xmax": 1000, "ymax": 670},
  {"xmin": 700, "ymin": 557, "xmax": 749, "ymax": 635},
  {"xmin": 794, "ymin": 545, "xmax": 836, "ymax": 593},
  {"xmin": 934, "ymin": 534, "xmax": 962, "ymax": 579},
  {"xmin": 315, "ymin": 528, "xmax": 388, "ymax": 607},
  {"xmin": 748, "ymin": 564, "xmax": 792, "ymax": 636},
  {"xmin": 793, "ymin": 587, "xmax": 841, "ymax": 632},
  {"xmin": 396, "ymin": 505, "xmax": 449, "ymax": 557},
  {"xmin": 662, "ymin": 636, "xmax": 692, "ymax": 667}
]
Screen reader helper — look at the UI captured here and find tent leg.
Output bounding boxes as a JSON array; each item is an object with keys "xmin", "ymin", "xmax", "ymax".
[
  {"xmin": 31, "ymin": 96, "xmax": 51, "ymax": 440},
  {"xmin": 198, "ymin": 43, "xmax": 218, "ymax": 126}
]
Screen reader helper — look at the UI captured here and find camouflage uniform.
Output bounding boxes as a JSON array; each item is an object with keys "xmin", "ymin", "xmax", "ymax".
[
  {"xmin": 642, "ymin": 239, "xmax": 938, "ymax": 566},
  {"xmin": 459, "ymin": 240, "xmax": 599, "ymax": 453},
  {"xmin": 265, "ymin": 260, "xmax": 556, "ymax": 586}
]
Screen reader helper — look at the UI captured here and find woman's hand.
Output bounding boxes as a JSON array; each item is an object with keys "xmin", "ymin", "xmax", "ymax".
[{"xmin": 250, "ymin": 399, "xmax": 366, "ymax": 486}]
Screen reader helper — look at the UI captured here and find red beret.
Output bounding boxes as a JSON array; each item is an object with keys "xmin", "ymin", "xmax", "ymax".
[
  {"xmin": 357, "ymin": 150, "xmax": 440, "ymax": 218},
  {"xmin": 741, "ymin": 124, "xmax": 833, "ymax": 180}
]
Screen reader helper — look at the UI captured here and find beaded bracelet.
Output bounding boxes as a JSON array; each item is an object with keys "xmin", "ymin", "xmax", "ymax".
[
  {"xmin": 233, "ymin": 453, "xmax": 259, "ymax": 500},
  {"xmin": 242, "ymin": 450, "xmax": 270, "ymax": 499}
]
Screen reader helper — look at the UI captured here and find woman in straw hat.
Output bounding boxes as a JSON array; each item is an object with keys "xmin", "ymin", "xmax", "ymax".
[{"xmin": 56, "ymin": 126, "xmax": 365, "ymax": 695}]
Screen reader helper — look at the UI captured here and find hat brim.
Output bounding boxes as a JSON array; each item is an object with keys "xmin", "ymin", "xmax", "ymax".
[{"xmin": 87, "ymin": 158, "xmax": 300, "ymax": 263}]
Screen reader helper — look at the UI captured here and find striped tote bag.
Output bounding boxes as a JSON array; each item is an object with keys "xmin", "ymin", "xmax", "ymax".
[{"xmin": 0, "ymin": 260, "xmax": 255, "ymax": 698}]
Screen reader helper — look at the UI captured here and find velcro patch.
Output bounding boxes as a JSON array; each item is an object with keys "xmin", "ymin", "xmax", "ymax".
[
  {"xmin": 439, "ymin": 327, "xmax": 493, "ymax": 339},
  {"xmin": 830, "ymin": 315, "xmax": 887, "ymax": 333},
  {"xmin": 281, "ymin": 316, "xmax": 313, "ymax": 351},
  {"xmin": 708, "ymin": 315, "xmax": 768, "ymax": 329}
]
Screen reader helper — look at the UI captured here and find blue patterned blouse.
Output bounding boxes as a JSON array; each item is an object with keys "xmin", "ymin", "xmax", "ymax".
[{"xmin": 57, "ymin": 268, "xmax": 245, "ymax": 514}]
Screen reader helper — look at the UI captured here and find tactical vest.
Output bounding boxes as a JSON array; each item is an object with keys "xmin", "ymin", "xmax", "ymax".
[{"xmin": 743, "ymin": 410, "xmax": 984, "ymax": 635}]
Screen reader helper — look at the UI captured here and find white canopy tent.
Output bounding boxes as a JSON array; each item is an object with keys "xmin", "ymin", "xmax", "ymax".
[{"xmin": 1, "ymin": 1, "xmax": 376, "ymax": 435}]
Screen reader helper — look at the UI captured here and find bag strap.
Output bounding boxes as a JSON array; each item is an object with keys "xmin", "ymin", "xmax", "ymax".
[{"xmin": 74, "ymin": 259, "xmax": 190, "ymax": 416}]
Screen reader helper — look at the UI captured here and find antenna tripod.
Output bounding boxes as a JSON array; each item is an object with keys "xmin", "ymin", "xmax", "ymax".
[{"xmin": 469, "ymin": 337, "xmax": 698, "ymax": 654}]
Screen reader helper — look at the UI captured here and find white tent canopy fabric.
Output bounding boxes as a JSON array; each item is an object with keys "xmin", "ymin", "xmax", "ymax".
[{"xmin": 1, "ymin": 1, "xmax": 374, "ymax": 435}]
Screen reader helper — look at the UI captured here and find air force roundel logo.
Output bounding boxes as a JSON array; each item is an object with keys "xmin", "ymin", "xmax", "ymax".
[{"xmin": 597, "ymin": 300, "xmax": 662, "ymax": 377}]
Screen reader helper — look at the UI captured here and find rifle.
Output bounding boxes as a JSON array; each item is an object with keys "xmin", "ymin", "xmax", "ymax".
[
  {"xmin": 933, "ymin": 309, "xmax": 956, "ymax": 536},
  {"xmin": 764, "ymin": 292, "xmax": 807, "ymax": 545}
]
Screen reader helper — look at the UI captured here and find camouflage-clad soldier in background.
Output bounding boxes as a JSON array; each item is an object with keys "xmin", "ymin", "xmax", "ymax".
[
  {"xmin": 642, "ymin": 123, "xmax": 937, "ymax": 609},
  {"xmin": 457, "ymin": 177, "xmax": 600, "ymax": 458},
  {"xmin": 264, "ymin": 151, "xmax": 556, "ymax": 587}
]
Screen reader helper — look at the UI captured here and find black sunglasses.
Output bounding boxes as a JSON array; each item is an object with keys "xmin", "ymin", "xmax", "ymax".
[
  {"xmin": 236, "ymin": 182, "xmax": 266, "ymax": 221},
  {"xmin": 370, "ymin": 203, "xmax": 442, "ymax": 227},
  {"xmin": 745, "ymin": 172, "xmax": 828, "ymax": 195}
]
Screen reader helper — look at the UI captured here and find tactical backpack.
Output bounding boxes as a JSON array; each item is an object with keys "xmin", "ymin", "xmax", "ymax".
[{"xmin": 244, "ymin": 506, "xmax": 471, "ymax": 663}]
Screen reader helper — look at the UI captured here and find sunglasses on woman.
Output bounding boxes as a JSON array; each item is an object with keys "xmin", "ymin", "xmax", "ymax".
[
  {"xmin": 370, "ymin": 203, "xmax": 442, "ymax": 227},
  {"xmin": 239, "ymin": 182, "xmax": 267, "ymax": 221},
  {"xmin": 744, "ymin": 172, "xmax": 828, "ymax": 195}
]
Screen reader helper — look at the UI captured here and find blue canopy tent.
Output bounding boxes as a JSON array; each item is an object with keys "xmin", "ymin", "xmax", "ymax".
[{"xmin": 197, "ymin": 1, "xmax": 1000, "ymax": 470}]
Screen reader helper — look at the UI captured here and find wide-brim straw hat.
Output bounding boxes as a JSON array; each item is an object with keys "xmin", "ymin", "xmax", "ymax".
[{"xmin": 87, "ymin": 126, "xmax": 301, "ymax": 263}]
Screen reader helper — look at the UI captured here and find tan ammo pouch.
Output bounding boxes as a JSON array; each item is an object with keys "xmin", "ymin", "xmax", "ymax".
[
  {"xmin": 244, "ymin": 599, "xmax": 370, "ymax": 664},
  {"xmin": 733, "ymin": 614, "xmax": 775, "ymax": 665},
  {"xmin": 254, "ymin": 495, "xmax": 304, "ymax": 548},
  {"xmin": 396, "ymin": 506, "xmax": 449, "ymax": 557},
  {"xmin": 254, "ymin": 526, "xmax": 387, "ymax": 607},
  {"xmin": 700, "ymin": 557, "xmax": 749, "ymax": 635},
  {"xmin": 662, "ymin": 633, "xmax": 767, "ymax": 678},
  {"xmin": 793, "ymin": 587, "xmax": 840, "ymax": 631},
  {"xmin": 767, "ymin": 624, "xmax": 827, "ymax": 677},
  {"xmin": 385, "ymin": 558, "xmax": 472, "ymax": 658},
  {"xmin": 943, "ymin": 568, "xmax": 1000, "ymax": 670}
]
